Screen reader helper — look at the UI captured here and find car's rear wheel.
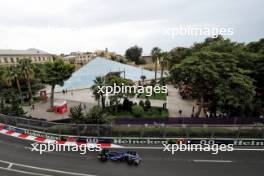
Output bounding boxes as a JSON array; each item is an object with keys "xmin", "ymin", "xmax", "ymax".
[
  {"xmin": 127, "ymin": 160, "xmax": 133, "ymax": 165},
  {"xmin": 99, "ymin": 155, "xmax": 108, "ymax": 162}
]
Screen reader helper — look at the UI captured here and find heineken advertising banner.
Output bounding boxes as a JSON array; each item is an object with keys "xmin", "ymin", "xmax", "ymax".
[
  {"xmin": 24, "ymin": 129, "xmax": 62, "ymax": 141},
  {"xmin": 113, "ymin": 138, "xmax": 264, "ymax": 146}
]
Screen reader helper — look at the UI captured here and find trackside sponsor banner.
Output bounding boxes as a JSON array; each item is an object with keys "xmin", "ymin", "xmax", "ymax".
[
  {"xmin": 24, "ymin": 130, "xmax": 62, "ymax": 141},
  {"xmin": 114, "ymin": 138, "xmax": 168, "ymax": 145},
  {"xmin": 113, "ymin": 138, "xmax": 264, "ymax": 146},
  {"xmin": 234, "ymin": 140, "xmax": 264, "ymax": 146}
]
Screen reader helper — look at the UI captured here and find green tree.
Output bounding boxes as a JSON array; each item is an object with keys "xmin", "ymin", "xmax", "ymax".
[
  {"xmin": 125, "ymin": 45, "xmax": 143, "ymax": 64},
  {"xmin": 43, "ymin": 59, "xmax": 75, "ymax": 111},
  {"xmin": 247, "ymin": 38, "xmax": 264, "ymax": 55},
  {"xmin": 171, "ymin": 51, "xmax": 255, "ymax": 117},
  {"xmin": 92, "ymin": 76, "xmax": 107, "ymax": 110},
  {"xmin": 85, "ymin": 105, "xmax": 104, "ymax": 124},
  {"xmin": 3, "ymin": 66, "xmax": 23, "ymax": 103},
  {"xmin": 107, "ymin": 76, "xmax": 134, "ymax": 112},
  {"xmin": 160, "ymin": 51, "xmax": 170, "ymax": 84},
  {"xmin": 18, "ymin": 58, "xmax": 35, "ymax": 104},
  {"xmin": 151, "ymin": 47, "xmax": 162, "ymax": 83},
  {"xmin": 0, "ymin": 69, "xmax": 25, "ymax": 116},
  {"xmin": 168, "ymin": 47, "xmax": 191, "ymax": 68}
]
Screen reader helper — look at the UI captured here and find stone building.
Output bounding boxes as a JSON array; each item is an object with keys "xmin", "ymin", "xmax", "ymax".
[
  {"xmin": 63, "ymin": 52, "xmax": 95, "ymax": 65},
  {"xmin": 0, "ymin": 48, "xmax": 53, "ymax": 65}
]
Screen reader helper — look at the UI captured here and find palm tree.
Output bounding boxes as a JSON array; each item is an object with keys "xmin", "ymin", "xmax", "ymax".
[
  {"xmin": 160, "ymin": 51, "xmax": 170, "ymax": 83},
  {"xmin": 92, "ymin": 76, "xmax": 107, "ymax": 110},
  {"xmin": 2, "ymin": 67, "xmax": 13, "ymax": 88},
  {"xmin": 18, "ymin": 58, "xmax": 35, "ymax": 104},
  {"xmin": 13, "ymin": 66, "xmax": 23, "ymax": 103},
  {"xmin": 151, "ymin": 47, "xmax": 162, "ymax": 84},
  {"xmin": 3, "ymin": 66, "xmax": 23, "ymax": 103}
]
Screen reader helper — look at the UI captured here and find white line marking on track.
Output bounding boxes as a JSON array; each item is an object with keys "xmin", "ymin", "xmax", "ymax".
[
  {"xmin": 7, "ymin": 163, "xmax": 13, "ymax": 169},
  {"xmin": 234, "ymin": 148, "xmax": 264, "ymax": 151},
  {"xmin": 193, "ymin": 160, "xmax": 233, "ymax": 163},
  {"xmin": 0, "ymin": 159, "xmax": 96, "ymax": 176},
  {"xmin": 0, "ymin": 166, "xmax": 52, "ymax": 176}
]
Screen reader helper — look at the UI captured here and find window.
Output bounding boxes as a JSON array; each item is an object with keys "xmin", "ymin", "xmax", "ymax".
[
  {"xmin": 10, "ymin": 58, "xmax": 14, "ymax": 63},
  {"xmin": 4, "ymin": 58, "xmax": 8, "ymax": 63}
]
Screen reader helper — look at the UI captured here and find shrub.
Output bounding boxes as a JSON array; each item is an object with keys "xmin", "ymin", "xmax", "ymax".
[
  {"xmin": 69, "ymin": 104, "xmax": 84, "ymax": 123},
  {"xmin": 145, "ymin": 99, "xmax": 151, "ymax": 110},
  {"xmin": 85, "ymin": 105, "xmax": 104, "ymax": 124},
  {"xmin": 136, "ymin": 59, "xmax": 146, "ymax": 65},
  {"xmin": 122, "ymin": 98, "xmax": 133, "ymax": 111},
  {"xmin": 132, "ymin": 105, "xmax": 144, "ymax": 117},
  {"xmin": 139, "ymin": 100, "xmax": 145, "ymax": 108}
]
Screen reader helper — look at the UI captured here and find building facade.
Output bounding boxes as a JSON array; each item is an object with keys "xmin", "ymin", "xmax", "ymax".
[
  {"xmin": 63, "ymin": 52, "xmax": 95, "ymax": 65},
  {"xmin": 0, "ymin": 48, "xmax": 53, "ymax": 66}
]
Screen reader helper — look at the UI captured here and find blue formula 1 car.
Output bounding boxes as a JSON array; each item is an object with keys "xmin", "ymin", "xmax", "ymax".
[{"xmin": 97, "ymin": 149, "xmax": 141, "ymax": 166}]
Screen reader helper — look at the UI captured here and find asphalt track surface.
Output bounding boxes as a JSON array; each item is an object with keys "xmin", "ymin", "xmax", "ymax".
[{"xmin": 0, "ymin": 134, "xmax": 264, "ymax": 176}]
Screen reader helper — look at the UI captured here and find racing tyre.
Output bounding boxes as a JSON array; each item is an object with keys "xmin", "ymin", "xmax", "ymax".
[
  {"xmin": 99, "ymin": 155, "xmax": 108, "ymax": 162},
  {"xmin": 127, "ymin": 160, "xmax": 133, "ymax": 165}
]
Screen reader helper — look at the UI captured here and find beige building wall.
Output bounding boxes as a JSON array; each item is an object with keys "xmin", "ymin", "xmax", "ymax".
[{"xmin": 0, "ymin": 48, "xmax": 53, "ymax": 66}]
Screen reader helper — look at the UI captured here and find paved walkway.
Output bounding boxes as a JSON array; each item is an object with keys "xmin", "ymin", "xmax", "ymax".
[
  {"xmin": 25, "ymin": 85, "xmax": 204, "ymax": 120},
  {"xmin": 53, "ymin": 88, "xmax": 97, "ymax": 103},
  {"xmin": 23, "ymin": 99, "xmax": 95, "ymax": 121},
  {"xmin": 167, "ymin": 85, "xmax": 195, "ymax": 117},
  {"xmin": 54, "ymin": 88, "xmax": 166, "ymax": 108}
]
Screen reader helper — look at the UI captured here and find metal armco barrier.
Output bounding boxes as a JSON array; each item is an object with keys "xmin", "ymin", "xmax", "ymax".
[
  {"xmin": 1, "ymin": 123, "xmax": 264, "ymax": 147},
  {"xmin": 1, "ymin": 114, "xmax": 264, "ymax": 139}
]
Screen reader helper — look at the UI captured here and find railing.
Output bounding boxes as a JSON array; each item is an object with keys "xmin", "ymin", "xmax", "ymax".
[
  {"xmin": 114, "ymin": 116, "xmax": 264, "ymax": 125},
  {"xmin": 0, "ymin": 114, "xmax": 264, "ymax": 138}
]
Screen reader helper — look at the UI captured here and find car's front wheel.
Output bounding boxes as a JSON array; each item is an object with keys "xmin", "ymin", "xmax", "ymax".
[
  {"xmin": 134, "ymin": 159, "xmax": 140, "ymax": 166},
  {"xmin": 98, "ymin": 155, "xmax": 108, "ymax": 162}
]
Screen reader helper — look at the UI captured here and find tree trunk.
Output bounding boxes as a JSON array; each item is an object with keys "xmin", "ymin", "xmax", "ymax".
[
  {"xmin": 50, "ymin": 85, "xmax": 55, "ymax": 111},
  {"xmin": 26, "ymin": 72, "xmax": 33, "ymax": 104},
  {"xmin": 161, "ymin": 63, "xmax": 164, "ymax": 79},
  {"xmin": 195, "ymin": 96, "xmax": 204, "ymax": 117},
  {"xmin": 101, "ymin": 95, "xmax": 105, "ymax": 110},
  {"xmin": 161, "ymin": 62, "xmax": 165, "ymax": 85},
  {"xmin": 154, "ymin": 58, "xmax": 158, "ymax": 83},
  {"xmin": 16, "ymin": 77, "xmax": 23, "ymax": 103},
  {"xmin": 0, "ymin": 98, "xmax": 4, "ymax": 111}
]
